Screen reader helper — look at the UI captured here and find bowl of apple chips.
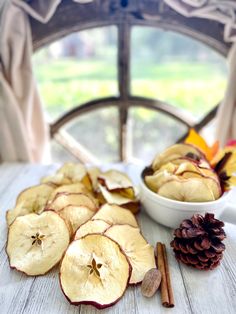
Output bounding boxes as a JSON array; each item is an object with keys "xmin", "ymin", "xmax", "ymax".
[{"xmin": 140, "ymin": 139, "xmax": 236, "ymax": 228}]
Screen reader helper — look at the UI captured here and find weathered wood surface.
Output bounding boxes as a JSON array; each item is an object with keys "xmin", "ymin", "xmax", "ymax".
[{"xmin": 0, "ymin": 163, "xmax": 235, "ymax": 314}]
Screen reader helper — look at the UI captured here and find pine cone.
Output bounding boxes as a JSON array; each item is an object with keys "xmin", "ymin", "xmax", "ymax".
[{"xmin": 170, "ymin": 213, "xmax": 226, "ymax": 270}]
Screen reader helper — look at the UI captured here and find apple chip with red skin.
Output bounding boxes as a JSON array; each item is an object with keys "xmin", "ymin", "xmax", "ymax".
[
  {"xmin": 157, "ymin": 177, "xmax": 218, "ymax": 202},
  {"xmin": 6, "ymin": 211, "xmax": 70, "ymax": 276},
  {"xmin": 98, "ymin": 169, "xmax": 135, "ymax": 199},
  {"xmin": 152, "ymin": 143, "xmax": 204, "ymax": 171},
  {"xmin": 105, "ymin": 224, "xmax": 156, "ymax": 284},
  {"xmin": 145, "ymin": 169, "xmax": 173, "ymax": 193},
  {"xmin": 92, "ymin": 204, "xmax": 138, "ymax": 227},
  {"xmin": 59, "ymin": 234, "xmax": 131, "ymax": 309},
  {"xmin": 59, "ymin": 205, "xmax": 95, "ymax": 234},
  {"xmin": 41, "ymin": 173, "xmax": 71, "ymax": 186},
  {"xmin": 74, "ymin": 219, "xmax": 110, "ymax": 239},
  {"xmin": 58, "ymin": 163, "xmax": 93, "ymax": 190},
  {"xmin": 6, "ymin": 184, "xmax": 55, "ymax": 226},
  {"xmin": 47, "ymin": 183, "xmax": 91, "ymax": 204},
  {"xmin": 171, "ymin": 157, "xmax": 210, "ymax": 170},
  {"xmin": 46, "ymin": 192, "xmax": 97, "ymax": 212},
  {"xmin": 98, "ymin": 184, "xmax": 140, "ymax": 214},
  {"xmin": 41, "ymin": 163, "xmax": 92, "ymax": 190}
]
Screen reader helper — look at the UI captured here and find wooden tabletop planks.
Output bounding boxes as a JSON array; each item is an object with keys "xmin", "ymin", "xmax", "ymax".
[{"xmin": 0, "ymin": 163, "xmax": 235, "ymax": 314}]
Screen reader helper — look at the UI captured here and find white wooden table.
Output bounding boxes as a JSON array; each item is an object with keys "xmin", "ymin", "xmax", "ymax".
[{"xmin": 0, "ymin": 163, "xmax": 236, "ymax": 314}]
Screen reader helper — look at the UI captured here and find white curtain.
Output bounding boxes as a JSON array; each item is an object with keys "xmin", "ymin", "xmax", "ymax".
[
  {"xmin": 164, "ymin": 0, "xmax": 236, "ymax": 145},
  {"xmin": 0, "ymin": 0, "xmax": 93, "ymax": 163},
  {"xmin": 0, "ymin": 0, "xmax": 61, "ymax": 162},
  {"xmin": 215, "ymin": 42, "xmax": 236, "ymax": 144},
  {"xmin": 164, "ymin": 1, "xmax": 236, "ymax": 42}
]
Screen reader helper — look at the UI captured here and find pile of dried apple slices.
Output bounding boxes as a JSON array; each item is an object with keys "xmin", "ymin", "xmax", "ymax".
[
  {"xmin": 6, "ymin": 163, "xmax": 156, "ymax": 309},
  {"xmin": 144, "ymin": 143, "xmax": 222, "ymax": 202},
  {"xmin": 60, "ymin": 204, "xmax": 155, "ymax": 308}
]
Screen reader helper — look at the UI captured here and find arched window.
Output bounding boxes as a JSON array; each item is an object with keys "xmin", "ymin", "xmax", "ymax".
[{"xmin": 32, "ymin": 0, "xmax": 228, "ymax": 164}]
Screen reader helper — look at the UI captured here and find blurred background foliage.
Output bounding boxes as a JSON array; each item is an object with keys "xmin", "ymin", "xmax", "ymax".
[{"xmin": 33, "ymin": 26, "xmax": 227, "ymax": 163}]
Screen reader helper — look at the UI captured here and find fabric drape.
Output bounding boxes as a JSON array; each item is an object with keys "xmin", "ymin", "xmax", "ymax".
[
  {"xmin": 0, "ymin": 0, "xmax": 94, "ymax": 162},
  {"xmin": 0, "ymin": 0, "xmax": 61, "ymax": 162},
  {"xmin": 164, "ymin": 1, "xmax": 236, "ymax": 42},
  {"xmin": 215, "ymin": 42, "xmax": 236, "ymax": 145}
]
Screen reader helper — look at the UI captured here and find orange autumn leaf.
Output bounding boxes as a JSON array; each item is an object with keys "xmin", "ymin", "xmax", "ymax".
[
  {"xmin": 184, "ymin": 129, "xmax": 219, "ymax": 162},
  {"xmin": 211, "ymin": 141, "xmax": 220, "ymax": 158}
]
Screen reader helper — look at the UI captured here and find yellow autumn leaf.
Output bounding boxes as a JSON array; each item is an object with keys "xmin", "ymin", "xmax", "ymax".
[
  {"xmin": 224, "ymin": 175, "xmax": 236, "ymax": 190},
  {"xmin": 224, "ymin": 150, "xmax": 236, "ymax": 176},
  {"xmin": 184, "ymin": 128, "xmax": 219, "ymax": 161}
]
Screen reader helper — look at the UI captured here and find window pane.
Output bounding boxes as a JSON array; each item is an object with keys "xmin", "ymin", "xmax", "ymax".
[
  {"xmin": 131, "ymin": 27, "xmax": 227, "ymax": 121},
  {"xmin": 128, "ymin": 108, "xmax": 188, "ymax": 163},
  {"xmin": 33, "ymin": 26, "xmax": 118, "ymax": 121},
  {"xmin": 63, "ymin": 107, "xmax": 119, "ymax": 162},
  {"xmin": 51, "ymin": 139, "xmax": 78, "ymax": 163}
]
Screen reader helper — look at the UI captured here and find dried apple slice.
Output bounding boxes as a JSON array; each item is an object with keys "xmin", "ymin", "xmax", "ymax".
[
  {"xmin": 171, "ymin": 157, "xmax": 210, "ymax": 169},
  {"xmin": 15, "ymin": 184, "xmax": 54, "ymax": 205},
  {"xmin": 92, "ymin": 204, "xmax": 138, "ymax": 227},
  {"xmin": 59, "ymin": 234, "xmax": 131, "ymax": 309},
  {"xmin": 96, "ymin": 190, "xmax": 106, "ymax": 206},
  {"xmin": 41, "ymin": 173, "xmax": 71, "ymax": 186},
  {"xmin": 58, "ymin": 163, "xmax": 92, "ymax": 190},
  {"xmin": 59, "ymin": 205, "xmax": 95, "ymax": 234},
  {"xmin": 46, "ymin": 193, "xmax": 97, "ymax": 212},
  {"xmin": 47, "ymin": 183, "xmax": 91, "ymax": 204},
  {"xmin": 6, "ymin": 184, "xmax": 55, "ymax": 226},
  {"xmin": 6, "ymin": 211, "xmax": 70, "ymax": 276},
  {"xmin": 98, "ymin": 184, "xmax": 140, "ymax": 214},
  {"xmin": 145, "ymin": 160, "xmax": 203, "ymax": 193},
  {"xmin": 202, "ymin": 176, "xmax": 222, "ymax": 199},
  {"xmin": 173, "ymin": 161, "xmax": 221, "ymax": 197},
  {"xmin": 152, "ymin": 143, "xmax": 204, "ymax": 171},
  {"xmin": 87, "ymin": 167, "xmax": 102, "ymax": 191},
  {"xmin": 105, "ymin": 225, "xmax": 156, "ymax": 284},
  {"xmin": 81, "ymin": 173, "xmax": 93, "ymax": 191},
  {"xmin": 181, "ymin": 171, "xmax": 221, "ymax": 197},
  {"xmin": 98, "ymin": 170, "xmax": 135, "ymax": 199},
  {"xmin": 57, "ymin": 162, "xmax": 87, "ymax": 181},
  {"xmin": 157, "ymin": 178, "xmax": 216, "ymax": 202},
  {"xmin": 159, "ymin": 162, "xmax": 178, "ymax": 173},
  {"xmin": 145, "ymin": 170, "xmax": 173, "ymax": 193},
  {"xmin": 180, "ymin": 171, "xmax": 204, "ymax": 179},
  {"xmin": 41, "ymin": 163, "xmax": 91, "ymax": 188},
  {"xmin": 123, "ymin": 202, "xmax": 140, "ymax": 215},
  {"xmin": 6, "ymin": 204, "xmax": 30, "ymax": 227},
  {"xmin": 174, "ymin": 161, "xmax": 202, "ymax": 175},
  {"xmin": 74, "ymin": 219, "xmax": 110, "ymax": 239},
  {"xmin": 199, "ymin": 168, "xmax": 219, "ymax": 180},
  {"xmin": 98, "ymin": 170, "xmax": 133, "ymax": 190},
  {"xmin": 179, "ymin": 168, "xmax": 216, "ymax": 180}
]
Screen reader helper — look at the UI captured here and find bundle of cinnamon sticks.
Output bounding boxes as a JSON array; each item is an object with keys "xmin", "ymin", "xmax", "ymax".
[{"xmin": 156, "ymin": 242, "xmax": 174, "ymax": 308}]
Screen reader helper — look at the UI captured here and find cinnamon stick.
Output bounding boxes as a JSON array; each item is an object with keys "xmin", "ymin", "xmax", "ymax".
[
  {"xmin": 156, "ymin": 242, "xmax": 174, "ymax": 308},
  {"xmin": 162, "ymin": 244, "xmax": 174, "ymax": 307}
]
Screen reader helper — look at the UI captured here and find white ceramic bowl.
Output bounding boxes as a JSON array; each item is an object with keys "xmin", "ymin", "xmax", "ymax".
[{"xmin": 139, "ymin": 176, "xmax": 236, "ymax": 229}]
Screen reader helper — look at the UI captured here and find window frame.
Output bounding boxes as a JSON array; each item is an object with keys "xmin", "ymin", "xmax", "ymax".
[{"xmin": 32, "ymin": 2, "xmax": 229, "ymax": 163}]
